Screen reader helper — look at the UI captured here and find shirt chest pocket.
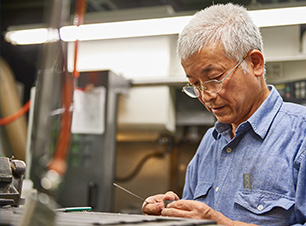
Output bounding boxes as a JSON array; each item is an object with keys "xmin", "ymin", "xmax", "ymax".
[
  {"xmin": 234, "ymin": 190, "xmax": 295, "ymax": 223},
  {"xmin": 194, "ymin": 182, "xmax": 213, "ymax": 202}
]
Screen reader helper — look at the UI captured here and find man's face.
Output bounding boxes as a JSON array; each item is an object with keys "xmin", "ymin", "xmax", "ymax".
[{"xmin": 181, "ymin": 44, "xmax": 265, "ymax": 128}]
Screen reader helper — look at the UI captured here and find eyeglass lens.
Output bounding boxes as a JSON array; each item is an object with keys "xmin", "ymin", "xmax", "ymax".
[
  {"xmin": 182, "ymin": 86, "xmax": 200, "ymax": 98},
  {"xmin": 183, "ymin": 81, "xmax": 222, "ymax": 98}
]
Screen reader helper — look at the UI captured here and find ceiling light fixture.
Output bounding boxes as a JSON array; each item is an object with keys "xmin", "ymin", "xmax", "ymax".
[
  {"xmin": 5, "ymin": 6, "xmax": 306, "ymax": 45},
  {"xmin": 249, "ymin": 6, "xmax": 306, "ymax": 27},
  {"xmin": 5, "ymin": 28, "xmax": 59, "ymax": 45},
  {"xmin": 60, "ymin": 16, "xmax": 190, "ymax": 42}
]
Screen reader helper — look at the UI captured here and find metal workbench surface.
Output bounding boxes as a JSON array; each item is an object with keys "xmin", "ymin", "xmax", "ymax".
[{"xmin": 0, "ymin": 207, "xmax": 217, "ymax": 226}]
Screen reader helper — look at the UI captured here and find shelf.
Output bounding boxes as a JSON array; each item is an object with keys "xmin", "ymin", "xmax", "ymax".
[
  {"xmin": 266, "ymin": 54, "xmax": 306, "ymax": 62},
  {"xmin": 131, "ymin": 77, "xmax": 187, "ymax": 87}
]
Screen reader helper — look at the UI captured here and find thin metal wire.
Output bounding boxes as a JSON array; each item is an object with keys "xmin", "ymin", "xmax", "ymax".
[{"xmin": 113, "ymin": 183, "xmax": 150, "ymax": 203}]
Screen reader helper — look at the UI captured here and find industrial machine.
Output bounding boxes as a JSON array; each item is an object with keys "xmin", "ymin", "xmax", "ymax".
[
  {"xmin": 56, "ymin": 70, "xmax": 129, "ymax": 211},
  {"xmin": 0, "ymin": 157, "xmax": 26, "ymax": 207},
  {"xmin": 27, "ymin": 69, "xmax": 130, "ymax": 211}
]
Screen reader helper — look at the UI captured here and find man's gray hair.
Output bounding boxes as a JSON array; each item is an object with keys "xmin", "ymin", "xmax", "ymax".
[{"xmin": 177, "ymin": 3, "xmax": 264, "ymax": 71}]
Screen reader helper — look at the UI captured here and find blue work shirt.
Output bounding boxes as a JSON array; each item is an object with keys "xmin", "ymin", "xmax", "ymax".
[{"xmin": 182, "ymin": 85, "xmax": 306, "ymax": 226}]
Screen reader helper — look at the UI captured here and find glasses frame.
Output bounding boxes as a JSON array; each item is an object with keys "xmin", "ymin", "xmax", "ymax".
[{"xmin": 182, "ymin": 54, "xmax": 247, "ymax": 98}]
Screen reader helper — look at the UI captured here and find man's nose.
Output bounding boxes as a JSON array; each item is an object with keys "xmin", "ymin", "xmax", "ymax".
[{"xmin": 199, "ymin": 90, "xmax": 217, "ymax": 103}]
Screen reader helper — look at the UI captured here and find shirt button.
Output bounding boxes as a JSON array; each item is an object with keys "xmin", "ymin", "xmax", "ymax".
[
  {"xmin": 257, "ymin": 204, "xmax": 264, "ymax": 211},
  {"xmin": 226, "ymin": 147, "xmax": 232, "ymax": 153},
  {"xmin": 215, "ymin": 187, "xmax": 219, "ymax": 192}
]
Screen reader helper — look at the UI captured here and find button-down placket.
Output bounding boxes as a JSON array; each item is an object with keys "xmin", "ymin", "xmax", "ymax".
[{"xmin": 214, "ymin": 142, "xmax": 235, "ymax": 210}]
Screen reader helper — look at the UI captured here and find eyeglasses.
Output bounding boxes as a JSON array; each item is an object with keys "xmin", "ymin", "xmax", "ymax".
[{"xmin": 182, "ymin": 55, "xmax": 247, "ymax": 98}]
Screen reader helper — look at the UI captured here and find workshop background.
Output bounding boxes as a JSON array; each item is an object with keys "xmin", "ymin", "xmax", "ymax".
[{"xmin": 1, "ymin": 0, "xmax": 306, "ymax": 214}]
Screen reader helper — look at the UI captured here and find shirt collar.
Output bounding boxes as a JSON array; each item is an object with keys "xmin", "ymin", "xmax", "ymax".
[{"xmin": 213, "ymin": 85, "xmax": 283, "ymax": 140}]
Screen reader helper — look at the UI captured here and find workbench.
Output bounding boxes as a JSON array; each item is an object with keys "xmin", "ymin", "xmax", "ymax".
[{"xmin": 0, "ymin": 207, "xmax": 217, "ymax": 226}]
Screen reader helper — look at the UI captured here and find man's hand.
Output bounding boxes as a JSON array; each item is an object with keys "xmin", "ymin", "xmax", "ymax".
[
  {"xmin": 161, "ymin": 200, "xmax": 259, "ymax": 226},
  {"xmin": 142, "ymin": 191, "xmax": 180, "ymax": 215},
  {"xmin": 161, "ymin": 200, "xmax": 216, "ymax": 219}
]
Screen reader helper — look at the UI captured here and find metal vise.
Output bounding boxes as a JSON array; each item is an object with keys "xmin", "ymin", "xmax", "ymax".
[{"xmin": 0, "ymin": 157, "xmax": 26, "ymax": 207}]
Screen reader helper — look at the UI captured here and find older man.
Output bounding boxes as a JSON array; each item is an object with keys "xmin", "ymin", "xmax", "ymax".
[{"xmin": 142, "ymin": 3, "xmax": 306, "ymax": 226}]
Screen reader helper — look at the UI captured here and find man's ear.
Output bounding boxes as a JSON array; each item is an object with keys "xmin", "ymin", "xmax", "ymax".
[{"xmin": 249, "ymin": 50, "xmax": 264, "ymax": 77}]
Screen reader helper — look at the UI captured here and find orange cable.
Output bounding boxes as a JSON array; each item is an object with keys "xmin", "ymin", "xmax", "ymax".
[
  {"xmin": 48, "ymin": 74, "xmax": 73, "ymax": 175},
  {"xmin": 47, "ymin": 0, "xmax": 87, "ymax": 176},
  {"xmin": 0, "ymin": 100, "xmax": 31, "ymax": 126},
  {"xmin": 72, "ymin": 0, "xmax": 87, "ymax": 78}
]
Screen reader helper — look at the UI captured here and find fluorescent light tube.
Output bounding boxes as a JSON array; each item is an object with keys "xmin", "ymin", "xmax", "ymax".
[
  {"xmin": 5, "ymin": 28, "xmax": 59, "ymax": 45},
  {"xmin": 5, "ymin": 6, "xmax": 306, "ymax": 45},
  {"xmin": 249, "ymin": 6, "xmax": 306, "ymax": 27},
  {"xmin": 60, "ymin": 16, "xmax": 191, "ymax": 41}
]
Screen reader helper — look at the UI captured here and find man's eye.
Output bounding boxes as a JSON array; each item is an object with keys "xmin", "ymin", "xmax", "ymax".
[
  {"xmin": 188, "ymin": 80, "xmax": 199, "ymax": 86},
  {"xmin": 211, "ymin": 73, "xmax": 224, "ymax": 80},
  {"xmin": 192, "ymin": 82, "xmax": 201, "ymax": 87}
]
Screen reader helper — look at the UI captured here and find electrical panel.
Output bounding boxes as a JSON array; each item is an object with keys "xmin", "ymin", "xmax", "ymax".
[{"xmin": 274, "ymin": 79, "xmax": 306, "ymax": 104}]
